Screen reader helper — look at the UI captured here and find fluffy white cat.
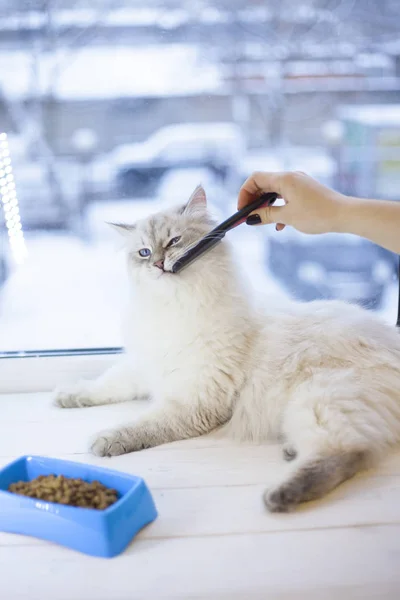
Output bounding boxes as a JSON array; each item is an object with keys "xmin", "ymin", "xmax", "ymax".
[{"xmin": 55, "ymin": 185, "xmax": 400, "ymax": 512}]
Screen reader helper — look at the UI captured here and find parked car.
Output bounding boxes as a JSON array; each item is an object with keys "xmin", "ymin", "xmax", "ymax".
[
  {"xmin": 242, "ymin": 144, "xmax": 396, "ymax": 309},
  {"xmin": 267, "ymin": 228, "xmax": 394, "ymax": 309},
  {"xmin": 110, "ymin": 122, "xmax": 246, "ymax": 197}
]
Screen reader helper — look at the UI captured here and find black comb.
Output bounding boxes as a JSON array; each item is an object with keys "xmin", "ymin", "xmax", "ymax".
[{"xmin": 171, "ymin": 192, "xmax": 278, "ymax": 274}]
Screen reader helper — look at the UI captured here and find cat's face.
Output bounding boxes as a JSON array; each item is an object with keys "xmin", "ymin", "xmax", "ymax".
[{"xmin": 112, "ymin": 186, "xmax": 224, "ymax": 289}]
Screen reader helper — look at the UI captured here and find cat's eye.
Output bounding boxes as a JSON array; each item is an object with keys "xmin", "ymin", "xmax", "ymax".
[
  {"xmin": 138, "ymin": 248, "xmax": 152, "ymax": 258},
  {"xmin": 166, "ymin": 236, "xmax": 181, "ymax": 248}
]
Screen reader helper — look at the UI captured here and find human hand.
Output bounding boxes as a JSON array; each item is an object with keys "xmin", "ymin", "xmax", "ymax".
[{"xmin": 238, "ymin": 171, "xmax": 348, "ymax": 234}]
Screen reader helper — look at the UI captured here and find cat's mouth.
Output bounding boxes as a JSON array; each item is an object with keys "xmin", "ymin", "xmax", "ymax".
[{"xmin": 156, "ymin": 268, "xmax": 173, "ymax": 277}]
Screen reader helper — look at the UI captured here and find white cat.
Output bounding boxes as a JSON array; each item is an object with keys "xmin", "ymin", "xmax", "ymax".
[{"xmin": 55, "ymin": 185, "xmax": 400, "ymax": 512}]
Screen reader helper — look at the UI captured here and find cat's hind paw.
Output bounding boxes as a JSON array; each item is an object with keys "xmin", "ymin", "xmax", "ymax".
[
  {"xmin": 90, "ymin": 429, "xmax": 130, "ymax": 457},
  {"xmin": 282, "ymin": 444, "xmax": 297, "ymax": 462},
  {"xmin": 53, "ymin": 382, "xmax": 97, "ymax": 409},
  {"xmin": 263, "ymin": 484, "xmax": 299, "ymax": 513}
]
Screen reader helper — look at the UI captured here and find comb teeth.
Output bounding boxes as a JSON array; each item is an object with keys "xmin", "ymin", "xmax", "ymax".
[{"xmin": 171, "ymin": 192, "xmax": 278, "ymax": 273}]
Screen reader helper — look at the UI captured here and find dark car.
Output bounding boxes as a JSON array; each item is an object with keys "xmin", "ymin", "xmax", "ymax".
[
  {"xmin": 110, "ymin": 123, "xmax": 245, "ymax": 198},
  {"xmin": 267, "ymin": 229, "xmax": 395, "ymax": 310}
]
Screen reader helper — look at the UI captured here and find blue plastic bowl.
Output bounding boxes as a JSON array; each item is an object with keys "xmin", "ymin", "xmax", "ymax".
[{"xmin": 0, "ymin": 455, "xmax": 157, "ymax": 558}]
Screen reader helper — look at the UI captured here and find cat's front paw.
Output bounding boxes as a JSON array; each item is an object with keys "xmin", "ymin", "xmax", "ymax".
[
  {"xmin": 53, "ymin": 382, "xmax": 96, "ymax": 409},
  {"xmin": 90, "ymin": 429, "xmax": 131, "ymax": 457}
]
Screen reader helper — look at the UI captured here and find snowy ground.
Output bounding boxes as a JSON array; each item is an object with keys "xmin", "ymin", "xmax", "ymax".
[{"xmin": 0, "ymin": 199, "xmax": 398, "ymax": 352}]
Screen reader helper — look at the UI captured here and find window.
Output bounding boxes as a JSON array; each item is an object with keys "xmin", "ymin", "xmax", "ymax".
[{"xmin": 0, "ymin": 1, "xmax": 399, "ymax": 361}]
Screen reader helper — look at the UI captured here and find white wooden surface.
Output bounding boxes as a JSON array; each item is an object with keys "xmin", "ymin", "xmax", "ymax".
[{"xmin": 1, "ymin": 392, "xmax": 400, "ymax": 600}]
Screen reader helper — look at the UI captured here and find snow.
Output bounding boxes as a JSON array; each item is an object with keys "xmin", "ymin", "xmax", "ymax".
[
  {"xmin": 201, "ymin": 7, "xmax": 230, "ymax": 24},
  {"xmin": 356, "ymin": 53, "xmax": 393, "ymax": 70},
  {"xmin": 0, "ymin": 234, "xmax": 126, "ymax": 350},
  {"xmin": 0, "ymin": 46, "xmax": 222, "ymax": 100},
  {"xmin": 0, "ymin": 8, "xmax": 187, "ymax": 31},
  {"xmin": 1, "ymin": 46, "xmax": 397, "ymax": 102},
  {"xmin": 107, "ymin": 8, "xmax": 182, "ymax": 28},
  {"xmin": 0, "ymin": 6, "xmax": 271, "ymax": 32}
]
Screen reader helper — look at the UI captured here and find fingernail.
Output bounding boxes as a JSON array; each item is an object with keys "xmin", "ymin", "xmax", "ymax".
[{"xmin": 246, "ymin": 214, "xmax": 262, "ymax": 226}]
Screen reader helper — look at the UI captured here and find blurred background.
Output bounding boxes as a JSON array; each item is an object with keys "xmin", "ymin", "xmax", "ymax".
[{"xmin": 0, "ymin": 0, "xmax": 399, "ymax": 351}]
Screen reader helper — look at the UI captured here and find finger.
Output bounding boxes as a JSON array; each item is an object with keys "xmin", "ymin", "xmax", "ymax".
[
  {"xmin": 237, "ymin": 171, "xmax": 285, "ymax": 209},
  {"xmin": 246, "ymin": 205, "xmax": 284, "ymax": 226}
]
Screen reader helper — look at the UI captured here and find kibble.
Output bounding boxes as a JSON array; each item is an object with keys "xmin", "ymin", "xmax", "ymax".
[{"xmin": 8, "ymin": 474, "xmax": 118, "ymax": 510}]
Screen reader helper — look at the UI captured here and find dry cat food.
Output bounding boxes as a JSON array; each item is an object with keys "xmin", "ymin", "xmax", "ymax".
[{"xmin": 8, "ymin": 474, "xmax": 118, "ymax": 510}]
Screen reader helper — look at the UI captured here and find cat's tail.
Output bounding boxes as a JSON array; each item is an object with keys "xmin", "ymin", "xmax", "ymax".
[{"xmin": 263, "ymin": 448, "xmax": 372, "ymax": 512}]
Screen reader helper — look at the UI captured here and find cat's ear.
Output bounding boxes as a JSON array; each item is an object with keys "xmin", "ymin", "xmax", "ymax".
[
  {"xmin": 181, "ymin": 185, "xmax": 207, "ymax": 217},
  {"xmin": 107, "ymin": 222, "xmax": 136, "ymax": 237}
]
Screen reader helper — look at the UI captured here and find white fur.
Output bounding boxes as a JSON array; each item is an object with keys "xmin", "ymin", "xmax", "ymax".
[{"xmin": 54, "ymin": 186, "xmax": 400, "ymax": 510}]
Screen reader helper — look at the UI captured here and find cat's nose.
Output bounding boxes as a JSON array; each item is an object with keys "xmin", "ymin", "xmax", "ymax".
[{"xmin": 154, "ymin": 259, "xmax": 164, "ymax": 270}]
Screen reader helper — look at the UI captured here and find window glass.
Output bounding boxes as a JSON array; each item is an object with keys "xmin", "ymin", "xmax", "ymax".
[{"xmin": 0, "ymin": 0, "xmax": 398, "ymax": 352}]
